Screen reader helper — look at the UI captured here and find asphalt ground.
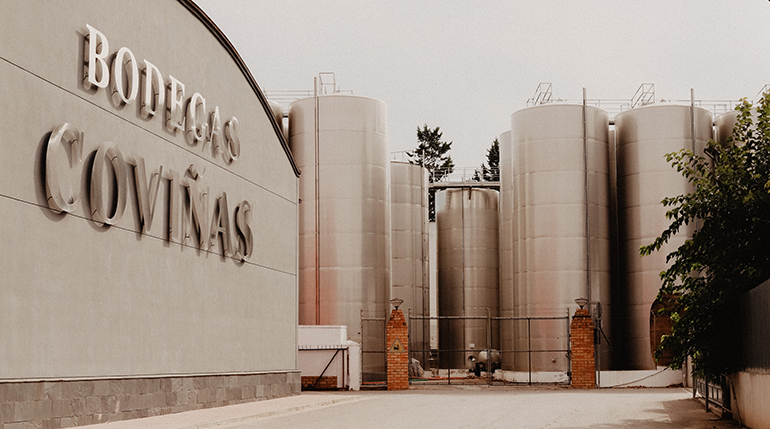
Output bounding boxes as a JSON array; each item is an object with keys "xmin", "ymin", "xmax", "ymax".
[{"xmin": 88, "ymin": 386, "xmax": 740, "ymax": 429}]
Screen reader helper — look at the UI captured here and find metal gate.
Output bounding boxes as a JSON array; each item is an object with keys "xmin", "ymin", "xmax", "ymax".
[
  {"xmin": 360, "ymin": 310, "xmax": 387, "ymax": 388},
  {"xmin": 408, "ymin": 313, "xmax": 571, "ymax": 386}
]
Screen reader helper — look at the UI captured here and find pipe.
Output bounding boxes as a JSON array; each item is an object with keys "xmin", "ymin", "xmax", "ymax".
[
  {"xmin": 690, "ymin": 88, "xmax": 699, "ymax": 232},
  {"xmin": 486, "ymin": 307, "xmax": 492, "ymax": 385},
  {"xmin": 461, "ymin": 189, "xmax": 466, "ymax": 374},
  {"xmin": 583, "ymin": 88, "xmax": 591, "ymax": 306},
  {"xmin": 314, "ymin": 77, "xmax": 321, "ymax": 325}
]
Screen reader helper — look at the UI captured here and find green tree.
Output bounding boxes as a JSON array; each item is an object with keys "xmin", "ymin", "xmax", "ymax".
[
  {"xmin": 473, "ymin": 138, "xmax": 500, "ymax": 182},
  {"xmin": 641, "ymin": 95, "xmax": 770, "ymax": 378},
  {"xmin": 407, "ymin": 124, "xmax": 454, "ymax": 221}
]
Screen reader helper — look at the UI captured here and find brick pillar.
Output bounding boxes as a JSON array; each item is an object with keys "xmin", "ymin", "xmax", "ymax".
[
  {"xmin": 570, "ymin": 308, "xmax": 596, "ymax": 389},
  {"xmin": 386, "ymin": 308, "xmax": 409, "ymax": 390}
]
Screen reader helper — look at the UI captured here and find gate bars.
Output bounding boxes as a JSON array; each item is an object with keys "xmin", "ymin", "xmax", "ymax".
[{"xmin": 407, "ymin": 312, "xmax": 571, "ymax": 386}]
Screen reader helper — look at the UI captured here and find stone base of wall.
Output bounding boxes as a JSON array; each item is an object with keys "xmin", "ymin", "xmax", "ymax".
[
  {"xmin": 300, "ymin": 376, "xmax": 338, "ymax": 390},
  {"xmin": 0, "ymin": 371, "xmax": 300, "ymax": 429}
]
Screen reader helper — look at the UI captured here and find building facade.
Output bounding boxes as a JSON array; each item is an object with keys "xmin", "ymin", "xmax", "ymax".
[{"xmin": 0, "ymin": 1, "xmax": 300, "ymax": 426}]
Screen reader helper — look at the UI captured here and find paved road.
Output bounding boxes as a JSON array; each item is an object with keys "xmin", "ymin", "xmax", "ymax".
[{"xmin": 91, "ymin": 386, "xmax": 740, "ymax": 429}]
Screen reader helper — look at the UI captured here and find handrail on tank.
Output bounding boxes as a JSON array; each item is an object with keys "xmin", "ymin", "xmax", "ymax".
[
  {"xmin": 429, "ymin": 167, "xmax": 500, "ymax": 184},
  {"xmin": 527, "ymin": 81, "xmax": 749, "ymax": 120},
  {"xmin": 387, "ymin": 155, "xmax": 501, "ymax": 188},
  {"xmin": 263, "ymin": 72, "xmax": 353, "ymax": 113},
  {"xmin": 631, "ymin": 83, "xmax": 656, "ymax": 108},
  {"xmin": 389, "ymin": 151, "xmax": 413, "ymax": 163},
  {"xmin": 527, "ymin": 82, "xmax": 553, "ymax": 106}
]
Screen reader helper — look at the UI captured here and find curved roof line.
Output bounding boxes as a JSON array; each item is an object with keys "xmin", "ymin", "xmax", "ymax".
[{"xmin": 178, "ymin": 0, "xmax": 300, "ymax": 177}]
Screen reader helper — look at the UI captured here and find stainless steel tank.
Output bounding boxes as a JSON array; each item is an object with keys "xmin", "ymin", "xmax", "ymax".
[
  {"xmin": 497, "ymin": 130, "xmax": 515, "ymax": 369},
  {"xmin": 288, "ymin": 94, "xmax": 390, "ymax": 380},
  {"xmin": 436, "ymin": 188, "xmax": 499, "ymax": 369},
  {"xmin": 267, "ymin": 100, "xmax": 285, "ymax": 138},
  {"xmin": 390, "ymin": 161, "xmax": 429, "ymax": 367},
  {"xmin": 715, "ymin": 111, "xmax": 739, "ymax": 144},
  {"xmin": 511, "ymin": 104, "xmax": 612, "ymax": 372},
  {"xmin": 614, "ymin": 104, "xmax": 713, "ymax": 369}
]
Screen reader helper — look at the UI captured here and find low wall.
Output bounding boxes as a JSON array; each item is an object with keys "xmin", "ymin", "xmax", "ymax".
[
  {"xmin": 0, "ymin": 372, "xmax": 300, "ymax": 428},
  {"xmin": 297, "ymin": 326, "xmax": 361, "ymax": 391},
  {"xmin": 733, "ymin": 371, "xmax": 770, "ymax": 429},
  {"xmin": 733, "ymin": 279, "xmax": 770, "ymax": 428},
  {"xmin": 598, "ymin": 368, "xmax": 683, "ymax": 388}
]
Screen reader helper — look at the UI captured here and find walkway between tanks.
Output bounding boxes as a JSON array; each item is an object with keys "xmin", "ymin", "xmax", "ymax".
[{"xmin": 89, "ymin": 386, "xmax": 739, "ymax": 429}]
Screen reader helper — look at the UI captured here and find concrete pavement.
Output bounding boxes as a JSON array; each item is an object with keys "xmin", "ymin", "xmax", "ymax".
[{"xmin": 88, "ymin": 386, "xmax": 740, "ymax": 429}]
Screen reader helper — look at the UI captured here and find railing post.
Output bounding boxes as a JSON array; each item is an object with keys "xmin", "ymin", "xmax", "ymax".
[
  {"xmin": 487, "ymin": 307, "xmax": 492, "ymax": 386},
  {"xmin": 408, "ymin": 308, "xmax": 412, "ymax": 385},
  {"xmin": 528, "ymin": 317, "xmax": 532, "ymax": 385}
]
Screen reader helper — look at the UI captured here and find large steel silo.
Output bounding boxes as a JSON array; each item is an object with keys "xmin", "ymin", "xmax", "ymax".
[
  {"xmin": 511, "ymin": 104, "xmax": 612, "ymax": 372},
  {"xmin": 390, "ymin": 161, "xmax": 429, "ymax": 367},
  {"xmin": 436, "ymin": 188, "xmax": 499, "ymax": 369},
  {"xmin": 614, "ymin": 104, "xmax": 713, "ymax": 370},
  {"xmin": 497, "ymin": 130, "xmax": 515, "ymax": 370},
  {"xmin": 288, "ymin": 94, "xmax": 390, "ymax": 381},
  {"xmin": 715, "ymin": 111, "xmax": 739, "ymax": 145}
]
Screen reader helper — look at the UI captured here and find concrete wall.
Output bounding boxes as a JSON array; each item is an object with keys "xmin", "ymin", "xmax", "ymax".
[
  {"xmin": 733, "ymin": 371, "xmax": 770, "ymax": 429},
  {"xmin": 734, "ymin": 279, "xmax": 770, "ymax": 428},
  {"xmin": 0, "ymin": 0, "xmax": 299, "ymax": 426}
]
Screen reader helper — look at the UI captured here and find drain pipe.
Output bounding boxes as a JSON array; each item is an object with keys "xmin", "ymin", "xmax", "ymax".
[
  {"xmin": 314, "ymin": 76, "xmax": 321, "ymax": 325},
  {"xmin": 582, "ymin": 88, "xmax": 591, "ymax": 306}
]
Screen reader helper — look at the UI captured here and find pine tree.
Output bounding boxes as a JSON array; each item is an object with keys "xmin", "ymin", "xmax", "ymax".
[
  {"xmin": 407, "ymin": 124, "xmax": 454, "ymax": 221},
  {"xmin": 473, "ymin": 138, "xmax": 500, "ymax": 182}
]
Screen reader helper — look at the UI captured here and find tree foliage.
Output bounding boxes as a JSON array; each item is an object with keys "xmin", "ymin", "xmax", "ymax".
[
  {"xmin": 473, "ymin": 138, "xmax": 500, "ymax": 182},
  {"xmin": 408, "ymin": 124, "xmax": 454, "ymax": 181},
  {"xmin": 641, "ymin": 95, "xmax": 770, "ymax": 378},
  {"xmin": 407, "ymin": 124, "xmax": 454, "ymax": 221}
]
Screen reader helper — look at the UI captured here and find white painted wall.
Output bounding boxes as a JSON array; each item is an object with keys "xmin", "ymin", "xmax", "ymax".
[
  {"xmin": 297, "ymin": 326, "xmax": 361, "ymax": 390},
  {"xmin": 733, "ymin": 371, "xmax": 770, "ymax": 429}
]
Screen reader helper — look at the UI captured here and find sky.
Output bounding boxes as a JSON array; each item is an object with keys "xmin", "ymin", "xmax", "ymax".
[{"xmin": 194, "ymin": 0, "xmax": 770, "ymax": 170}]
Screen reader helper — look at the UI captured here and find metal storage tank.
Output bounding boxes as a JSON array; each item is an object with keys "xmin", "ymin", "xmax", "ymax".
[
  {"xmin": 390, "ymin": 161, "xmax": 429, "ymax": 367},
  {"xmin": 511, "ymin": 104, "xmax": 612, "ymax": 372},
  {"xmin": 614, "ymin": 104, "xmax": 713, "ymax": 370},
  {"xmin": 288, "ymin": 94, "xmax": 390, "ymax": 381},
  {"xmin": 715, "ymin": 110, "xmax": 739, "ymax": 144},
  {"xmin": 715, "ymin": 109, "xmax": 760, "ymax": 147},
  {"xmin": 267, "ymin": 100, "xmax": 285, "ymax": 138},
  {"xmin": 436, "ymin": 188, "xmax": 499, "ymax": 369},
  {"xmin": 497, "ymin": 130, "xmax": 515, "ymax": 370}
]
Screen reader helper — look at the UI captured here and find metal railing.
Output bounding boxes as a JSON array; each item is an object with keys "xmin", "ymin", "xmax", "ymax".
[
  {"xmin": 631, "ymin": 83, "xmax": 655, "ymax": 108},
  {"xmin": 527, "ymin": 82, "xmax": 553, "ymax": 106},
  {"xmin": 694, "ymin": 375, "xmax": 731, "ymax": 414},
  {"xmin": 407, "ymin": 313, "xmax": 571, "ymax": 386},
  {"xmin": 263, "ymin": 72, "xmax": 353, "ymax": 113},
  {"xmin": 387, "ymin": 155, "xmax": 501, "ymax": 189},
  {"xmin": 524, "ymin": 82, "xmax": 749, "ymax": 121},
  {"xmin": 429, "ymin": 167, "xmax": 500, "ymax": 185}
]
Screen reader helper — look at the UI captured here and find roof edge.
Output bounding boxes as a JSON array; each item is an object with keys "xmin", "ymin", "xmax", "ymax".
[{"xmin": 178, "ymin": 0, "xmax": 300, "ymax": 177}]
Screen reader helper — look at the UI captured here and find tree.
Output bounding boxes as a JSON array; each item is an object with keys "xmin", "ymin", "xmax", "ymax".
[
  {"xmin": 473, "ymin": 138, "xmax": 500, "ymax": 182},
  {"xmin": 640, "ymin": 95, "xmax": 770, "ymax": 378},
  {"xmin": 407, "ymin": 124, "xmax": 454, "ymax": 221}
]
